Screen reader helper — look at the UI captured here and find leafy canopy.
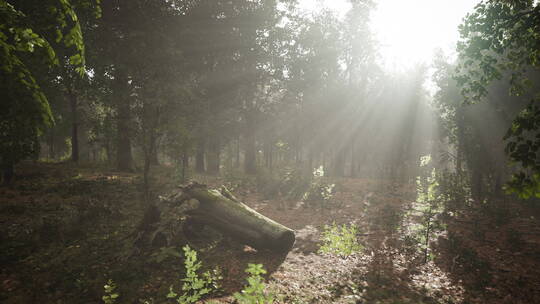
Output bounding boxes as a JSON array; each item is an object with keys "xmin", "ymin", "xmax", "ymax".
[
  {"xmin": 0, "ymin": 0, "xmax": 95, "ymax": 166},
  {"xmin": 456, "ymin": 0, "xmax": 540, "ymax": 198}
]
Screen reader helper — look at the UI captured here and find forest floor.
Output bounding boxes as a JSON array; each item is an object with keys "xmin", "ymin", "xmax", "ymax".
[{"xmin": 1, "ymin": 162, "xmax": 540, "ymax": 303}]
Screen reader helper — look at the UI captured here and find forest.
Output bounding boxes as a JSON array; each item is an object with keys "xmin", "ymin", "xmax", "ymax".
[{"xmin": 1, "ymin": 0, "xmax": 540, "ymax": 303}]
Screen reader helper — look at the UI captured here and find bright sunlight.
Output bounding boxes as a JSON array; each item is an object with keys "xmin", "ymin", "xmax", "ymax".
[
  {"xmin": 4, "ymin": 0, "xmax": 540, "ymax": 303},
  {"xmin": 300, "ymin": 0, "xmax": 480, "ymax": 68}
]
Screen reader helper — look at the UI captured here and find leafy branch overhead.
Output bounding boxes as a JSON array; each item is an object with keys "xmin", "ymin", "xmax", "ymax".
[
  {"xmin": 1, "ymin": 0, "xmax": 98, "ymax": 169},
  {"xmin": 456, "ymin": 0, "xmax": 540, "ymax": 198}
]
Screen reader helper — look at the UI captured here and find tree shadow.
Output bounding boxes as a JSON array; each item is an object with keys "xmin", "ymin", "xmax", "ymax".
[
  {"xmin": 200, "ymin": 236, "xmax": 290, "ymax": 294},
  {"xmin": 366, "ymin": 202, "xmax": 440, "ymax": 303},
  {"xmin": 434, "ymin": 210, "xmax": 540, "ymax": 304},
  {"xmin": 328, "ymin": 200, "xmax": 444, "ymax": 303}
]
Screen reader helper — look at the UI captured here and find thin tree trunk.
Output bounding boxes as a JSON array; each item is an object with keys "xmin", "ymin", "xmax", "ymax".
[
  {"xmin": 151, "ymin": 142, "xmax": 159, "ymax": 165},
  {"xmin": 333, "ymin": 149, "xmax": 345, "ymax": 177},
  {"xmin": 264, "ymin": 140, "xmax": 273, "ymax": 170},
  {"xmin": 143, "ymin": 154, "xmax": 151, "ymax": 200},
  {"xmin": 69, "ymin": 90, "xmax": 79, "ymax": 162},
  {"xmin": 456, "ymin": 106, "xmax": 465, "ymax": 176},
  {"xmin": 207, "ymin": 137, "xmax": 220, "ymax": 174},
  {"xmin": 472, "ymin": 170, "xmax": 483, "ymax": 202},
  {"xmin": 350, "ymin": 138, "xmax": 356, "ymax": 178},
  {"xmin": 424, "ymin": 206, "xmax": 433, "ymax": 264},
  {"xmin": 104, "ymin": 140, "xmax": 112, "ymax": 164},
  {"xmin": 244, "ymin": 115, "xmax": 256, "ymax": 174},
  {"xmin": 115, "ymin": 71, "xmax": 133, "ymax": 171},
  {"xmin": 268, "ymin": 142, "xmax": 273, "ymax": 171},
  {"xmin": 226, "ymin": 141, "xmax": 233, "ymax": 171},
  {"xmin": 235, "ymin": 135, "xmax": 240, "ymax": 169},
  {"xmin": 195, "ymin": 140, "xmax": 205, "ymax": 173},
  {"xmin": 117, "ymin": 105, "xmax": 133, "ymax": 171},
  {"xmin": 48, "ymin": 129, "xmax": 56, "ymax": 160},
  {"xmin": 181, "ymin": 146, "xmax": 189, "ymax": 183}
]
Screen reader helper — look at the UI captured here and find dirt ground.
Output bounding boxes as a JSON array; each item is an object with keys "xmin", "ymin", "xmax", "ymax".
[{"xmin": 1, "ymin": 162, "xmax": 540, "ymax": 303}]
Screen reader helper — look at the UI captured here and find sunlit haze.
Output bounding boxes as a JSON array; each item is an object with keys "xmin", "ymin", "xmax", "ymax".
[
  {"xmin": 299, "ymin": 0, "xmax": 480, "ymax": 69},
  {"xmin": 4, "ymin": 1, "xmax": 540, "ymax": 302}
]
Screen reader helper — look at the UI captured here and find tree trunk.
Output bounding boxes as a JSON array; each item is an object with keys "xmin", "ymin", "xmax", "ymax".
[
  {"xmin": 180, "ymin": 147, "xmax": 189, "ymax": 183},
  {"xmin": 225, "ymin": 141, "xmax": 233, "ymax": 171},
  {"xmin": 151, "ymin": 142, "xmax": 160, "ymax": 165},
  {"xmin": 104, "ymin": 140, "xmax": 112, "ymax": 164},
  {"xmin": 350, "ymin": 139, "xmax": 356, "ymax": 178},
  {"xmin": 207, "ymin": 137, "xmax": 220, "ymax": 174},
  {"xmin": 456, "ymin": 106, "xmax": 465, "ymax": 176},
  {"xmin": 264, "ymin": 140, "xmax": 273, "ymax": 170},
  {"xmin": 155, "ymin": 183, "xmax": 295, "ymax": 252},
  {"xmin": 244, "ymin": 116, "xmax": 256, "ymax": 174},
  {"xmin": 48, "ymin": 129, "xmax": 56, "ymax": 160},
  {"xmin": 471, "ymin": 169, "xmax": 483, "ymax": 203},
  {"xmin": 195, "ymin": 140, "xmax": 205, "ymax": 173},
  {"xmin": 115, "ymin": 70, "xmax": 133, "ymax": 171},
  {"xmin": 333, "ymin": 149, "xmax": 345, "ymax": 177},
  {"xmin": 68, "ymin": 90, "xmax": 79, "ymax": 163},
  {"xmin": 235, "ymin": 135, "xmax": 240, "ymax": 169},
  {"xmin": 143, "ymin": 126, "xmax": 156, "ymax": 201},
  {"xmin": 117, "ymin": 105, "xmax": 133, "ymax": 171}
]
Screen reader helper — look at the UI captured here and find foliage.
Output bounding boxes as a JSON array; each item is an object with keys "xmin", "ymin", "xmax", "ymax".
[
  {"xmin": 233, "ymin": 263, "xmax": 275, "ymax": 304},
  {"xmin": 318, "ymin": 222, "xmax": 363, "ymax": 257},
  {"xmin": 167, "ymin": 245, "xmax": 221, "ymax": 304},
  {"xmin": 456, "ymin": 0, "xmax": 540, "ymax": 198},
  {"xmin": 303, "ymin": 166, "xmax": 336, "ymax": 208},
  {"xmin": 255, "ymin": 166, "xmax": 336, "ymax": 208},
  {"xmin": 436, "ymin": 170, "xmax": 472, "ymax": 216},
  {"xmin": 0, "ymin": 0, "xmax": 97, "ymax": 171},
  {"xmin": 414, "ymin": 168, "xmax": 444, "ymax": 262},
  {"xmin": 277, "ymin": 167, "xmax": 311, "ymax": 201},
  {"xmin": 102, "ymin": 279, "xmax": 119, "ymax": 304},
  {"xmin": 223, "ymin": 169, "xmax": 253, "ymax": 193}
]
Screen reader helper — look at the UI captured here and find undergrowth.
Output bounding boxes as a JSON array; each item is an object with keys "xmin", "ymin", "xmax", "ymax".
[
  {"xmin": 319, "ymin": 222, "xmax": 363, "ymax": 257},
  {"xmin": 234, "ymin": 263, "xmax": 275, "ymax": 304},
  {"xmin": 167, "ymin": 245, "xmax": 222, "ymax": 304}
]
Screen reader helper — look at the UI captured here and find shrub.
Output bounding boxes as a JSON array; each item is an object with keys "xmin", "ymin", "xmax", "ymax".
[
  {"xmin": 234, "ymin": 263, "xmax": 275, "ymax": 304},
  {"xmin": 167, "ymin": 245, "xmax": 221, "ymax": 304},
  {"xmin": 318, "ymin": 222, "xmax": 363, "ymax": 257}
]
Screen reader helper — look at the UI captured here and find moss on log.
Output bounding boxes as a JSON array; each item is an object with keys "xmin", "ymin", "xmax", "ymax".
[{"xmin": 163, "ymin": 182, "xmax": 295, "ymax": 253}]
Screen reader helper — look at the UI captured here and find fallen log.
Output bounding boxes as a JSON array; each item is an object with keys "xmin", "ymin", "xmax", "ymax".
[{"xmin": 147, "ymin": 182, "xmax": 295, "ymax": 253}]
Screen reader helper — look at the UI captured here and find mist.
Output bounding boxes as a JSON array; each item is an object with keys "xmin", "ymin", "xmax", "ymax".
[{"xmin": 2, "ymin": 0, "xmax": 540, "ymax": 303}]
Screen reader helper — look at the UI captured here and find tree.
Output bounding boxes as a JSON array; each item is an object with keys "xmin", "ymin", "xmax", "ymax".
[
  {"xmin": 0, "ymin": 0, "xmax": 91, "ymax": 183},
  {"xmin": 456, "ymin": 0, "xmax": 540, "ymax": 198}
]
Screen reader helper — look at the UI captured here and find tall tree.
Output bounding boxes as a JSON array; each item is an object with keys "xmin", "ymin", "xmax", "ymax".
[
  {"xmin": 1, "ymin": 0, "xmax": 92, "ymax": 183},
  {"xmin": 456, "ymin": 0, "xmax": 540, "ymax": 198}
]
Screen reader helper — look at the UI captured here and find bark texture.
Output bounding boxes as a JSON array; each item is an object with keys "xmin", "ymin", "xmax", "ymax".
[{"xmin": 144, "ymin": 183, "xmax": 295, "ymax": 253}]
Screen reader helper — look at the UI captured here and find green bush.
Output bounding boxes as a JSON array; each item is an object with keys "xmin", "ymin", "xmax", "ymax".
[
  {"xmin": 234, "ymin": 263, "xmax": 275, "ymax": 304},
  {"xmin": 167, "ymin": 245, "xmax": 221, "ymax": 304},
  {"xmin": 318, "ymin": 222, "xmax": 363, "ymax": 257}
]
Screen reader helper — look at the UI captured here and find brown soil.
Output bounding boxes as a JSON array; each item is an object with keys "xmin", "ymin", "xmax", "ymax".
[{"xmin": 1, "ymin": 162, "xmax": 540, "ymax": 303}]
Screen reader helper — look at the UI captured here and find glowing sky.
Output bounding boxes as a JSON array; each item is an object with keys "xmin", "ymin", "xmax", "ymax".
[{"xmin": 298, "ymin": 0, "xmax": 481, "ymax": 69}]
